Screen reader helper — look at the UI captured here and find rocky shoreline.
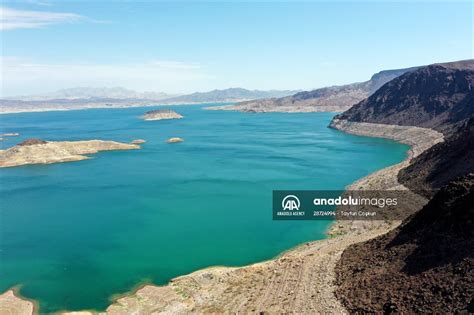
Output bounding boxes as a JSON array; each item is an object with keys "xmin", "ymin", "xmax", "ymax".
[
  {"xmin": 0, "ymin": 120, "xmax": 444, "ymax": 314},
  {"xmin": 328, "ymin": 119, "xmax": 444, "ymax": 193}
]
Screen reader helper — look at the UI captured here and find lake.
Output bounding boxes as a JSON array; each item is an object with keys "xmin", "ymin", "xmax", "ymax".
[{"xmin": 0, "ymin": 104, "xmax": 408, "ymax": 312}]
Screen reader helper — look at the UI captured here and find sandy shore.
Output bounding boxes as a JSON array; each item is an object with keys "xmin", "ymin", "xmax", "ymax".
[{"xmin": 0, "ymin": 119, "xmax": 444, "ymax": 314}]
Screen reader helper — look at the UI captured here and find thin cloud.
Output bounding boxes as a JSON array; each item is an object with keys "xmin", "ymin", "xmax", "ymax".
[
  {"xmin": 1, "ymin": 57, "xmax": 215, "ymax": 96},
  {"xmin": 149, "ymin": 60, "xmax": 202, "ymax": 70},
  {"xmin": 24, "ymin": 0, "xmax": 53, "ymax": 6},
  {"xmin": 0, "ymin": 6, "xmax": 84, "ymax": 30}
]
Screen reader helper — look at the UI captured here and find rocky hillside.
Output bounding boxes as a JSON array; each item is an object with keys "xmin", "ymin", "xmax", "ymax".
[
  {"xmin": 205, "ymin": 67, "xmax": 417, "ymax": 112},
  {"xmin": 334, "ymin": 60, "xmax": 474, "ymax": 135},
  {"xmin": 335, "ymin": 174, "xmax": 474, "ymax": 313},
  {"xmin": 331, "ymin": 60, "xmax": 474, "ymax": 194},
  {"xmin": 398, "ymin": 117, "xmax": 474, "ymax": 197}
]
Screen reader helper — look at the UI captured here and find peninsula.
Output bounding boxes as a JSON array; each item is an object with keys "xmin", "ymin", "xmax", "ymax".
[{"xmin": 0, "ymin": 138, "xmax": 141, "ymax": 168}]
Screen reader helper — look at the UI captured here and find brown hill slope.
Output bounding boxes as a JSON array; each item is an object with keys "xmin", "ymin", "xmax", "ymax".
[
  {"xmin": 331, "ymin": 60, "xmax": 474, "ymax": 194},
  {"xmin": 398, "ymin": 118, "xmax": 474, "ymax": 197},
  {"xmin": 335, "ymin": 174, "xmax": 474, "ymax": 314}
]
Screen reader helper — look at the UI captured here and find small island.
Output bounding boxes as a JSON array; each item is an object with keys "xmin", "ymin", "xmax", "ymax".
[
  {"xmin": 142, "ymin": 109, "xmax": 183, "ymax": 121},
  {"xmin": 0, "ymin": 132, "xmax": 20, "ymax": 141},
  {"xmin": 0, "ymin": 138, "xmax": 141, "ymax": 168},
  {"xmin": 1, "ymin": 133, "xmax": 20, "ymax": 137},
  {"xmin": 166, "ymin": 137, "xmax": 184, "ymax": 143}
]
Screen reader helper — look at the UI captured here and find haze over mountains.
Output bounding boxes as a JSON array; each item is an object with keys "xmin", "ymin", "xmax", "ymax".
[
  {"xmin": 4, "ymin": 87, "xmax": 300, "ymax": 102},
  {"xmin": 0, "ymin": 87, "xmax": 300, "ymax": 114},
  {"xmin": 4, "ymin": 87, "xmax": 175, "ymax": 101},
  {"xmin": 161, "ymin": 88, "xmax": 301, "ymax": 104}
]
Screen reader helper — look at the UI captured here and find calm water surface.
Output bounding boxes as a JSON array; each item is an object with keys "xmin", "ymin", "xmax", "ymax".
[{"xmin": 0, "ymin": 105, "xmax": 408, "ymax": 312}]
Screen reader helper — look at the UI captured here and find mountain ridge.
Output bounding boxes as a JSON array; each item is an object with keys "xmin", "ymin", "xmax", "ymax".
[
  {"xmin": 334, "ymin": 60, "xmax": 474, "ymax": 135},
  {"xmin": 4, "ymin": 87, "xmax": 174, "ymax": 101},
  {"xmin": 330, "ymin": 59, "xmax": 474, "ymax": 313},
  {"xmin": 161, "ymin": 87, "xmax": 300, "ymax": 103},
  {"xmin": 205, "ymin": 66, "xmax": 419, "ymax": 112}
]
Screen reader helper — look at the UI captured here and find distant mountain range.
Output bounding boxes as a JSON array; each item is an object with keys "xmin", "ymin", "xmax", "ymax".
[
  {"xmin": 4, "ymin": 87, "xmax": 299, "ymax": 103},
  {"xmin": 0, "ymin": 87, "xmax": 301, "ymax": 113},
  {"xmin": 5, "ymin": 87, "xmax": 175, "ymax": 101},
  {"xmin": 205, "ymin": 67, "xmax": 418, "ymax": 112},
  {"xmin": 161, "ymin": 88, "xmax": 300, "ymax": 103}
]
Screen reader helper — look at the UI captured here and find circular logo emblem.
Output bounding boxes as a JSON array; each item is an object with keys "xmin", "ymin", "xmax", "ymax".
[{"xmin": 282, "ymin": 195, "xmax": 300, "ymax": 211}]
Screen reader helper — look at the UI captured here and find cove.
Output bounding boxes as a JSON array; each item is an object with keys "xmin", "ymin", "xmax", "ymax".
[{"xmin": 0, "ymin": 105, "xmax": 408, "ymax": 313}]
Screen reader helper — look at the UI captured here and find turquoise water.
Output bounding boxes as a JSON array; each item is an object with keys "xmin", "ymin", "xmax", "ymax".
[{"xmin": 0, "ymin": 105, "xmax": 408, "ymax": 313}]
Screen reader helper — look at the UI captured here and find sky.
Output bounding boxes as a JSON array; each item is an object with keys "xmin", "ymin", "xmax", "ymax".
[{"xmin": 1, "ymin": 0, "xmax": 473, "ymax": 96}]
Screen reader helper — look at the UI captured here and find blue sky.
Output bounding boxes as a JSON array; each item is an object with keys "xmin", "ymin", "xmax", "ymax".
[{"xmin": 1, "ymin": 1, "xmax": 472, "ymax": 96}]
